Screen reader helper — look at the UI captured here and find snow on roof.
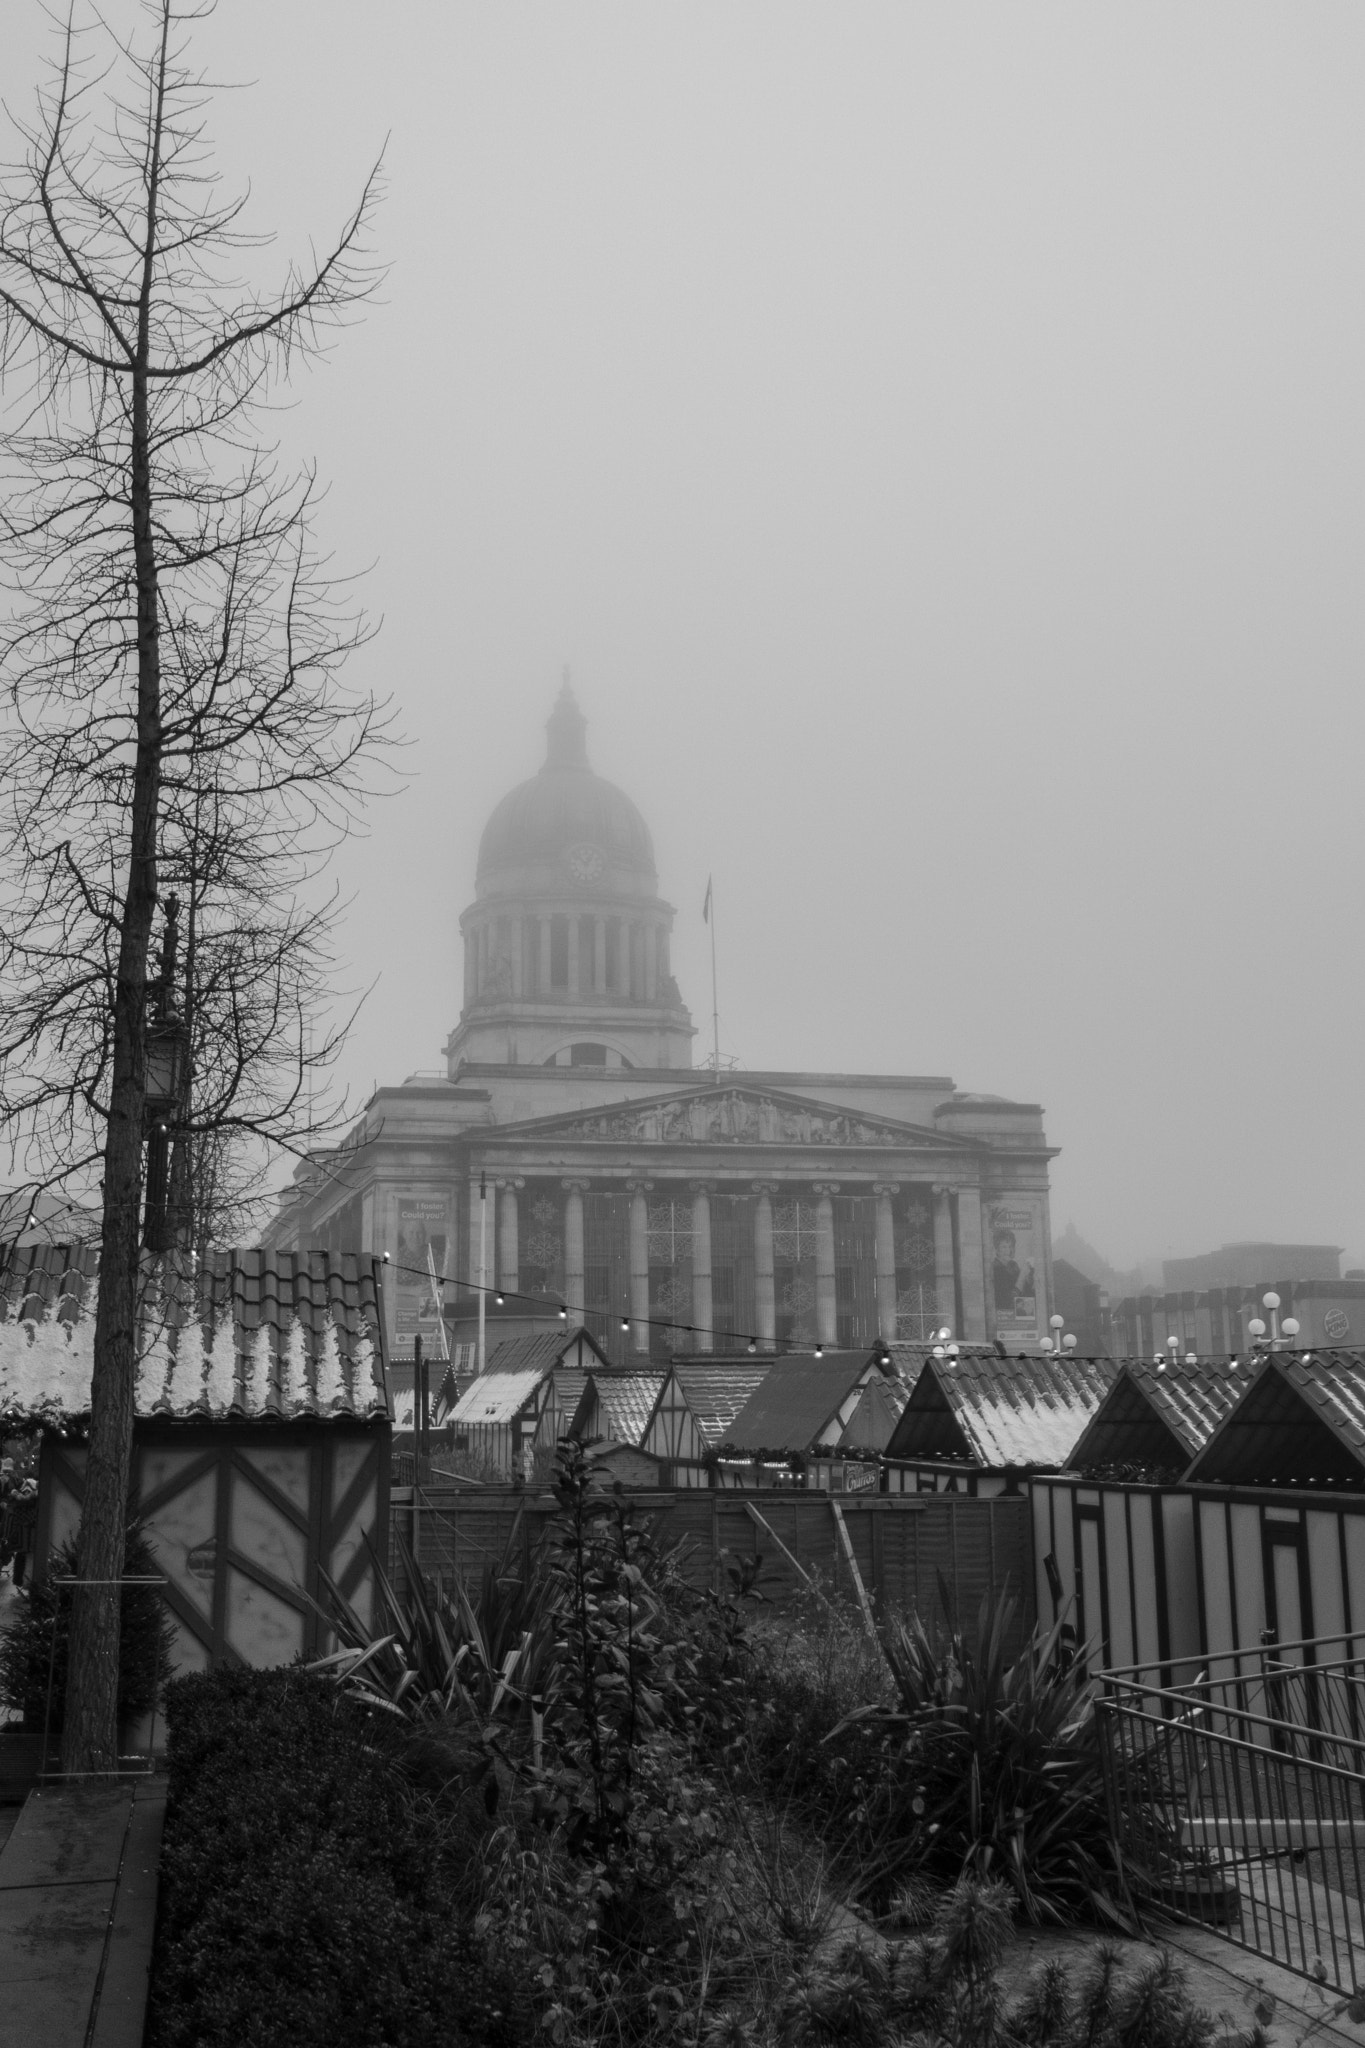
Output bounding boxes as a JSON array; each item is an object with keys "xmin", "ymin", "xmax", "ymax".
[
  {"xmin": 0, "ymin": 1244, "xmax": 387, "ymax": 1425},
  {"xmin": 447, "ymin": 1367, "xmax": 546, "ymax": 1428}
]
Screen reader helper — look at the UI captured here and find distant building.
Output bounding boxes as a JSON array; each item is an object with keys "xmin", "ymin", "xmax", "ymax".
[
  {"xmin": 1162, "ymin": 1243, "xmax": 1343, "ymax": 1291},
  {"xmin": 1111, "ymin": 1277, "xmax": 1365, "ymax": 1358},
  {"xmin": 267, "ymin": 687, "xmax": 1058, "ymax": 1363},
  {"xmin": 1052, "ymin": 1258, "xmax": 1107, "ymax": 1356}
]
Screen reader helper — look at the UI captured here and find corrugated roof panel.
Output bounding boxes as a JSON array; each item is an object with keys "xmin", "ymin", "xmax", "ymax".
[
  {"xmin": 673, "ymin": 1362, "xmax": 772, "ymax": 1443},
  {"xmin": 447, "ymin": 1367, "xmax": 545, "ymax": 1427},
  {"xmin": 721, "ymin": 1353, "xmax": 873, "ymax": 1455}
]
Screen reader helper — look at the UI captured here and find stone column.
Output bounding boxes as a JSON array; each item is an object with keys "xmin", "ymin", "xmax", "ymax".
[
  {"xmin": 510, "ymin": 916, "xmax": 524, "ymax": 998},
  {"xmin": 594, "ymin": 917, "xmax": 607, "ymax": 994},
  {"xmin": 563, "ymin": 1180, "xmax": 587, "ymax": 1319},
  {"xmin": 462, "ymin": 928, "xmax": 474, "ymax": 1006},
  {"xmin": 468, "ymin": 1173, "xmax": 486, "ymax": 1303},
  {"xmin": 498, "ymin": 1180, "xmax": 522, "ymax": 1292},
  {"xmin": 813, "ymin": 1184, "xmax": 839, "ymax": 1348},
  {"xmin": 645, "ymin": 924, "xmax": 658, "ymax": 1001},
  {"xmin": 932, "ymin": 1186, "xmax": 957, "ymax": 1333},
  {"xmin": 956, "ymin": 1185, "xmax": 988, "ymax": 1342},
  {"xmin": 538, "ymin": 918, "xmax": 551, "ymax": 996},
  {"xmin": 873, "ymin": 1183, "xmax": 899, "ymax": 1342},
  {"xmin": 752, "ymin": 1182, "xmax": 778, "ymax": 1350},
  {"xmin": 690, "ymin": 1183, "xmax": 714, "ymax": 1354},
  {"xmin": 628, "ymin": 1180, "xmax": 652, "ymax": 1354},
  {"xmin": 567, "ymin": 915, "xmax": 580, "ymax": 999}
]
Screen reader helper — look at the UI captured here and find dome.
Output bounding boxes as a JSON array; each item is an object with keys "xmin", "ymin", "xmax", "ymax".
[{"xmin": 475, "ymin": 687, "xmax": 657, "ymax": 893}]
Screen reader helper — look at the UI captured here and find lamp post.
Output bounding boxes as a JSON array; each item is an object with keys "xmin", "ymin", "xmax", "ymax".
[
  {"xmin": 1247, "ymin": 1290, "xmax": 1300, "ymax": 1354},
  {"xmin": 930, "ymin": 1323, "xmax": 960, "ymax": 1364},
  {"xmin": 1040, "ymin": 1311, "xmax": 1078, "ymax": 1361},
  {"xmin": 142, "ymin": 895, "xmax": 190, "ymax": 1254}
]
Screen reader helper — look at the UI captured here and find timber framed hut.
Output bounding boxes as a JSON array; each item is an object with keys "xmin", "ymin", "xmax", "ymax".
[
  {"xmin": 568, "ymin": 1367, "xmax": 708, "ymax": 1486},
  {"xmin": 1066, "ymin": 1356, "xmax": 1256, "ymax": 1481},
  {"xmin": 1183, "ymin": 1352, "xmax": 1365, "ymax": 1491},
  {"xmin": 445, "ymin": 1326, "xmax": 612, "ymax": 1479},
  {"xmin": 712, "ymin": 1351, "xmax": 892, "ymax": 1491},
  {"xmin": 882, "ymin": 1353, "xmax": 1116, "ymax": 1495},
  {"xmin": 0, "ymin": 1243, "xmax": 390, "ymax": 1676}
]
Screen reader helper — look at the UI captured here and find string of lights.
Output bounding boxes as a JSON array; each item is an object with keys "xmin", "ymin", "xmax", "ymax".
[{"xmin": 377, "ymin": 1250, "xmax": 897, "ymax": 1363}]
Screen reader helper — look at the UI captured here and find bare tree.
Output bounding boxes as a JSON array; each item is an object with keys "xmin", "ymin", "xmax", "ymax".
[{"xmin": 0, "ymin": 0, "xmax": 384, "ymax": 1771}]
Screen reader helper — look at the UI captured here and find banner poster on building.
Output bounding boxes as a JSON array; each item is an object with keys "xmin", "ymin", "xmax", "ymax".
[
  {"xmin": 394, "ymin": 1195, "xmax": 450, "ymax": 1340},
  {"xmin": 987, "ymin": 1201, "xmax": 1041, "ymax": 1343}
]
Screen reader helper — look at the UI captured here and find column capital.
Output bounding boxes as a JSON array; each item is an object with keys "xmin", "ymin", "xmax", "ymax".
[
  {"xmin": 811, "ymin": 1181, "xmax": 841, "ymax": 1198},
  {"xmin": 751, "ymin": 1180, "xmax": 780, "ymax": 1197},
  {"xmin": 495, "ymin": 1176, "xmax": 525, "ymax": 1191},
  {"xmin": 561, "ymin": 1177, "xmax": 590, "ymax": 1194},
  {"xmin": 625, "ymin": 1178, "xmax": 654, "ymax": 1195},
  {"xmin": 872, "ymin": 1181, "xmax": 901, "ymax": 1197},
  {"xmin": 688, "ymin": 1179, "xmax": 716, "ymax": 1196}
]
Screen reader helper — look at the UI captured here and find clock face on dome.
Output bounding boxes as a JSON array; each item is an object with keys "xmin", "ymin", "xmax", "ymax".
[{"xmin": 565, "ymin": 842, "xmax": 605, "ymax": 884}]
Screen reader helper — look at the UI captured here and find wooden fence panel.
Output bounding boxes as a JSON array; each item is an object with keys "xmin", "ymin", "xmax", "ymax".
[{"xmin": 389, "ymin": 1488, "xmax": 1036, "ymax": 1652}]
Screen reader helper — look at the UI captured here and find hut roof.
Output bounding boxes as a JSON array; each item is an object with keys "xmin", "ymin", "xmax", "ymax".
[
  {"xmin": 0, "ymin": 1243, "xmax": 388, "ymax": 1424},
  {"xmin": 1068, "ymin": 1357, "xmax": 1255, "ymax": 1472},
  {"xmin": 448, "ymin": 1368, "xmax": 546, "ymax": 1427},
  {"xmin": 483, "ymin": 1327, "xmax": 612, "ymax": 1377},
  {"xmin": 720, "ymin": 1352, "xmax": 873, "ymax": 1456},
  {"xmin": 672, "ymin": 1361, "xmax": 772, "ymax": 1444},
  {"xmin": 1183, "ymin": 1352, "xmax": 1365, "ymax": 1489},
  {"xmin": 839, "ymin": 1370, "xmax": 910, "ymax": 1450},
  {"xmin": 884, "ymin": 1353, "xmax": 1116, "ymax": 1469},
  {"xmin": 580, "ymin": 1370, "xmax": 670, "ymax": 1446}
]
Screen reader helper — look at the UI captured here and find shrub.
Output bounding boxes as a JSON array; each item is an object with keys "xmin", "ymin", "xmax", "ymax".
[
  {"xmin": 0, "ymin": 1519, "xmax": 174, "ymax": 1732},
  {"xmin": 147, "ymin": 1666, "xmax": 530, "ymax": 2048},
  {"xmin": 736, "ymin": 1584, "xmax": 1119, "ymax": 1926}
]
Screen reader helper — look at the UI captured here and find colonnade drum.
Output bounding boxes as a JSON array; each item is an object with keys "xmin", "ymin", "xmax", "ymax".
[{"xmin": 471, "ymin": 1177, "xmax": 958, "ymax": 1358}]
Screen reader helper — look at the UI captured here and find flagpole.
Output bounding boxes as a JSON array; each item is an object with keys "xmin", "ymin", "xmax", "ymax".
[
  {"xmin": 709, "ymin": 883, "xmax": 720, "ymax": 1078},
  {"xmin": 478, "ymin": 1172, "xmax": 487, "ymax": 1376}
]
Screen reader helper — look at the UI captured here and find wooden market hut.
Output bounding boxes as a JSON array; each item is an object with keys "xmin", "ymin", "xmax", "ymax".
[
  {"xmin": 1066, "ymin": 1356, "xmax": 1256, "ymax": 1480},
  {"xmin": 445, "ymin": 1326, "xmax": 612, "ymax": 1478},
  {"xmin": 0, "ymin": 1243, "xmax": 391, "ymax": 1677},
  {"xmin": 1183, "ymin": 1352, "xmax": 1365, "ymax": 1491},
  {"xmin": 712, "ymin": 1350, "xmax": 891, "ymax": 1490},
  {"xmin": 568, "ymin": 1367, "xmax": 708, "ymax": 1486},
  {"xmin": 882, "ymin": 1353, "xmax": 1116, "ymax": 1496},
  {"xmin": 671, "ymin": 1359, "xmax": 772, "ymax": 1449}
]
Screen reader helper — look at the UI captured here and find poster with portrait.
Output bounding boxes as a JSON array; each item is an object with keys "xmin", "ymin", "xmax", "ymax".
[
  {"xmin": 987, "ymin": 1201, "xmax": 1042, "ymax": 1343},
  {"xmin": 394, "ymin": 1194, "xmax": 451, "ymax": 1340}
]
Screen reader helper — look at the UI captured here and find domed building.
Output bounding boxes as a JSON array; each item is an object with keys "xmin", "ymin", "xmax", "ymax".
[
  {"xmin": 268, "ymin": 689, "xmax": 1058, "ymax": 1367},
  {"xmin": 452, "ymin": 686, "xmax": 694, "ymax": 1070}
]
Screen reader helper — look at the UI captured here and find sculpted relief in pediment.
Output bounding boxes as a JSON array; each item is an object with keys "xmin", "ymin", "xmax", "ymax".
[{"xmin": 544, "ymin": 1090, "xmax": 906, "ymax": 1148}]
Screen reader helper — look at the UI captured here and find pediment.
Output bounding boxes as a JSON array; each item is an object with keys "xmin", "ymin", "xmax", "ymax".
[{"xmin": 493, "ymin": 1084, "xmax": 974, "ymax": 1152}]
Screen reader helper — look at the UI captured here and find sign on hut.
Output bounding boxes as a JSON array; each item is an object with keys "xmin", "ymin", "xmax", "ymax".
[{"xmin": 0, "ymin": 1245, "xmax": 390, "ymax": 1677}]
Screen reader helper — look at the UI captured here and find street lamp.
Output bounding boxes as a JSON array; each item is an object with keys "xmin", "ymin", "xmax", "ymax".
[
  {"xmin": 1040, "ymin": 1312, "xmax": 1078, "ymax": 1359},
  {"xmin": 1248, "ymin": 1290, "xmax": 1300, "ymax": 1353}
]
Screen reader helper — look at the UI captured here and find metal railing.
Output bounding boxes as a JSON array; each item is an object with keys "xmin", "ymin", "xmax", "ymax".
[{"xmin": 1096, "ymin": 1632, "xmax": 1365, "ymax": 1994}]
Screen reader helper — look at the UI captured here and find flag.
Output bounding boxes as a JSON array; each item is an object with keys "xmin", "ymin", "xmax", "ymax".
[{"xmin": 702, "ymin": 876, "xmax": 712, "ymax": 923}]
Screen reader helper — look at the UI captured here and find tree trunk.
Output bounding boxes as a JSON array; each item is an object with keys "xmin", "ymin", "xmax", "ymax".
[{"xmin": 61, "ymin": 76, "xmax": 166, "ymax": 1770}]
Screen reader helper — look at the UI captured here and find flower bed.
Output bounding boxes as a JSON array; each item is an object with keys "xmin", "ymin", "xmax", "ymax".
[{"xmin": 146, "ymin": 1666, "xmax": 528, "ymax": 2048}]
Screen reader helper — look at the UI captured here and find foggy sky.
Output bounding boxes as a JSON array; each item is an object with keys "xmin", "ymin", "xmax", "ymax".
[{"xmin": 8, "ymin": 4, "xmax": 1365, "ymax": 1271}]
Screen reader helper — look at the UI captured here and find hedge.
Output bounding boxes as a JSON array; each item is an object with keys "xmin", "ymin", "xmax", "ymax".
[{"xmin": 147, "ymin": 1667, "xmax": 529, "ymax": 2048}]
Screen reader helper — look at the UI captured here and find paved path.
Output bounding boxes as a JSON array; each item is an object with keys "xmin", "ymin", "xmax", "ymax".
[
  {"xmin": 995, "ymin": 1922, "xmax": 1365, "ymax": 2048},
  {"xmin": 0, "ymin": 1777, "xmax": 165, "ymax": 2048}
]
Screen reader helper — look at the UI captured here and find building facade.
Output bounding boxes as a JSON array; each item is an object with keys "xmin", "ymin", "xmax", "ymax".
[{"xmin": 267, "ymin": 689, "xmax": 1058, "ymax": 1363}]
